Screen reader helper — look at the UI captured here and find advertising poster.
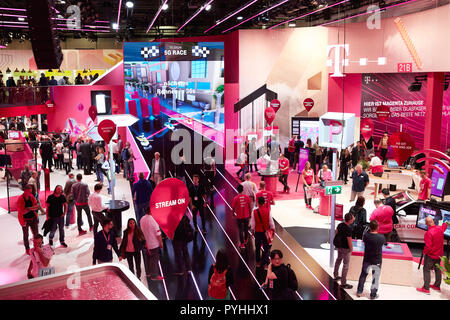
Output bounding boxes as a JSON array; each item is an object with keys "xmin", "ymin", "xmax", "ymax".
[
  {"xmin": 430, "ymin": 163, "xmax": 449, "ymax": 198},
  {"xmin": 297, "ymin": 148, "xmax": 310, "ymax": 173},
  {"xmin": 299, "ymin": 121, "xmax": 319, "ymax": 145},
  {"xmin": 360, "ymin": 73, "xmax": 450, "ymax": 151},
  {"xmin": 123, "ymin": 42, "xmax": 225, "ymax": 132}
]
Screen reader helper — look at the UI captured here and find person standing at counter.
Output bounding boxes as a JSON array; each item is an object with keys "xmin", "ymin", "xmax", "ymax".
[
  {"xmin": 378, "ymin": 132, "xmax": 389, "ymax": 165},
  {"xmin": 369, "ymin": 154, "xmax": 383, "ymax": 177},
  {"xmin": 417, "ymin": 216, "xmax": 449, "ymax": 294},
  {"xmin": 418, "ymin": 170, "xmax": 431, "ymax": 201},
  {"xmin": 356, "ymin": 220, "xmax": 385, "ymax": 300},
  {"xmin": 231, "ymin": 185, "xmax": 252, "ymax": 248},
  {"xmin": 333, "ymin": 213, "xmax": 355, "ymax": 289},
  {"xmin": 278, "ymin": 153, "xmax": 290, "ymax": 193},
  {"xmin": 302, "ymin": 161, "xmax": 315, "ymax": 210},
  {"xmin": 140, "ymin": 207, "xmax": 164, "ymax": 281},
  {"xmin": 92, "ymin": 218, "xmax": 121, "ymax": 265},
  {"xmin": 318, "ymin": 164, "xmax": 332, "ymax": 186},
  {"xmin": 350, "ymin": 164, "xmax": 369, "ymax": 202}
]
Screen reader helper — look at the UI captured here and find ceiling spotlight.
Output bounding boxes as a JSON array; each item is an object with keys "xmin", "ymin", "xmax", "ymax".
[
  {"xmin": 237, "ymin": 16, "xmax": 243, "ymax": 20},
  {"xmin": 126, "ymin": 1, "xmax": 134, "ymax": 8},
  {"xmin": 162, "ymin": 3, "xmax": 169, "ymax": 10},
  {"xmin": 288, "ymin": 22, "xmax": 296, "ymax": 27},
  {"xmin": 112, "ymin": 23, "xmax": 119, "ymax": 30},
  {"xmin": 205, "ymin": 4, "xmax": 212, "ymax": 11},
  {"xmin": 18, "ymin": 17, "xmax": 25, "ymax": 21}
]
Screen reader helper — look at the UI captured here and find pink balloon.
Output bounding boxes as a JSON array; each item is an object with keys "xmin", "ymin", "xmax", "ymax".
[
  {"xmin": 98, "ymin": 120, "xmax": 116, "ymax": 144},
  {"xmin": 360, "ymin": 118, "xmax": 374, "ymax": 142},
  {"xmin": 265, "ymin": 107, "xmax": 276, "ymax": 125}
]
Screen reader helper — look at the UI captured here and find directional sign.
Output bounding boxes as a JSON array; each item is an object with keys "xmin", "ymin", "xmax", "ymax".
[{"xmin": 325, "ymin": 185, "xmax": 342, "ymax": 195}]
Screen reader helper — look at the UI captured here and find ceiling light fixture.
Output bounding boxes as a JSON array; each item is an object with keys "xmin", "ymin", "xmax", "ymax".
[
  {"xmin": 147, "ymin": 0, "xmax": 169, "ymax": 33},
  {"xmin": 269, "ymin": 0, "xmax": 348, "ymax": 30},
  {"xmin": 204, "ymin": 0, "xmax": 259, "ymax": 33},
  {"xmin": 221, "ymin": 0, "xmax": 289, "ymax": 34},
  {"xmin": 177, "ymin": 0, "xmax": 214, "ymax": 33},
  {"xmin": 126, "ymin": 1, "xmax": 134, "ymax": 9},
  {"xmin": 112, "ymin": 23, "xmax": 119, "ymax": 30},
  {"xmin": 205, "ymin": 4, "xmax": 212, "ymax": 11},
  {"xmin": 18, "ymin": 17, "xmax": 25, "ymax": 21},
  {"xmin": 162, "ymin": 3, "xmax": 169, "ymax": 10},
  {"xmin": 288, "ymin": 22, "xmax": 296, "ymax": 27}
]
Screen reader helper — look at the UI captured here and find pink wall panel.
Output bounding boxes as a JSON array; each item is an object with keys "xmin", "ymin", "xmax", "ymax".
[{"xmin": 327, "ymin": 74, "xmax": 362, "ymax": 116}]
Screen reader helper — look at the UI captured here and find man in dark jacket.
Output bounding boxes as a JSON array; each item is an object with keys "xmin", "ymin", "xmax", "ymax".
[
  {"xmin": 79, "ymin": 140, "xmax": 92, "ymax": 174},
  {"xmin": 132, "ymin": 172, "xmax": 153, "ymax": 225},
  {"xmin": 172, "ymin": 215, "xmax": 193, "ymax": 276},
  {"xmin": 39, "ymin": 137, "xmax": 54, "ymax": 171},
  {"xmin": 93, "ymin": 218, "xmax": 121, "ymax": 264}
]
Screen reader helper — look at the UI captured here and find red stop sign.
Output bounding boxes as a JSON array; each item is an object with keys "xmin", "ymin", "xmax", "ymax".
[{"xmin": 303, "ymin": 98, "xmax": 314, "ymax": 112}]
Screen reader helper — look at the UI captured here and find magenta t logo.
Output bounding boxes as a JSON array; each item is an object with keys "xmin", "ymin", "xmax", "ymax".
[
  {"xmin": 327, "ymin": 44, "xmax": 349, "ymax": 77},
  {"xmin": 329, "ymin": 120, "xmax": 343, "ymax": 142}
]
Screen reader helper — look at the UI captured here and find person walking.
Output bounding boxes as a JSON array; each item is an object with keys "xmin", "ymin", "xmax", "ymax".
[
  {"xmin": 203, "ymin": 156, "xmax": 216, "ymax": 208},
  {"xmin": 55, "ymin": 139, "xmax": 64, "ymax": 170},
  {"xmin": 278, "ymin": 153, "xmax": 290, "ymax": 193},
  {"xmin": 241, "ymin": 172, "xmax": 258, "ymax": 210},
  {"xmin": 236, "ymin": 146, "xmax": 248, "ymax": 181},
  {"xmin": 88, "ymin": 183, "xmax": 110, "ymax": 234},
  {"xmin": 370, "ymin": 200, "xmax": 394, "ymax": 242},
  {"xmin": 350, "ymin": 164, "xmax": 369, "ymax": 202},
  {"xmin": 119, "ymin": 218, "xmax": 146, "ymax": 279},
  {"xmin": 349, "ymin": 196, "xmax": 368, "ymax": 239},
  {"xmin": 172, "ymin": 214, "xmax": 193, "ymax": 276},
  {"xmin": 262, "ymin": 249, "xmax": 297, "ymax": 300},
  {"xmin": 94, "ymin": 147, "xmax": 106, "ymax": 182},
  {"xmin": 39, "ymin": 137, "xmax": 54, "ymax": 171},
  {"xmin": 417, "ymin": 217, "xmax": 449, "ymax": 294},
  {"xmin": 231, "ymin": 184, "xmax": 252, "ymax": 248},
  {"xmin": 71, "ymin": 173, "xmax": 94, "ymax": 235},
  {"xmin": 79, "ymin": 140, "xmax": 92, "ymax": 175},
  {"xmin": 251, "ymin": 196, "xmax": 275, "ymax": 269},
  {"xmin": 208, "ymin": 250, "xmax": 233, "ymax": 300},
  {"xmin": 92, "ymin": 218, "xmax": 121, "ymax": 264},
  {"xmin": 351, "ymin": 142, "xmax": 362, "ymax": 169},
  {"xmin": 150, "ymin": 152, "xmax": 166, "ymax": 186},
  {"xmin": 132, "ymin": 172, "xmax": 153, "ymax": 225},
  {"xmin": 333, "ymin": 213, "xmax": 355, "ymax": 289},
  {"xmin": 248, "ymin": 137, "xmax": 259, "ymax": 172},
  {"xmin": 188, "ymin": 174, "xmax": 207, "ymax": 234},
  {"xmin": 255, "ymin": 181, "xmax": 275, "ymax": 212},
  {"xmin": 63, "ymin": 173, "xmax": 76, "ymax": 227},
  {"xmin": 302, "ymin": 161, "xmax": 315, "ymax": 209},
  {"xmin": 140, "ymin": 207, "xmax": 164, "ymax": 281},
  {"xmin": 46, "ymin": 185, "xmax": 68, "ymax": 248},
  {"xmin": 18, "ymin": 164, "xmax": 32, "ymax": 190},
  {"xmin": 122, "ymin": 141, "xmax": 136, "ymax": 181},
  {"xmin": 17, "ymin": 184, "xmax": 39, "ymax": 255},
  {"xmin": 356, "ymin": 220, "xmax": 386, "ymax": 299}
]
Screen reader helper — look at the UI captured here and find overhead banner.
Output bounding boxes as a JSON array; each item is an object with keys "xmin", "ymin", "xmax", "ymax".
[{"xmin": 360, "ymin": 73, "xmax": 450, "ymax": 151}]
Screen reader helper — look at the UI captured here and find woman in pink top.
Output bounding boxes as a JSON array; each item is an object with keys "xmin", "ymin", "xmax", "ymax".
[
  {"xmin": 302, "ymin": 161, "xmax": 315, "ymax": 209},
  {"xmin": 119, "ymin": 218, "xmax": 146, "ymax": 279}
]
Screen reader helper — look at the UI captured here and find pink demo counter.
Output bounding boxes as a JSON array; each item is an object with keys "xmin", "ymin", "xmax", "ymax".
[
  {"xmin": 259, "ymin": 169, "xmax": 279, "ymax": 194},
  {"xmin": 346, "ymin": 240, "xmax": 414, "ymax": 286}
]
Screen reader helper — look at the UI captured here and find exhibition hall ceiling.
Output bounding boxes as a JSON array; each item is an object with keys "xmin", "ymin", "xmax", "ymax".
[{"xmin": 0, "ymin": 0, "xmax": 448, "ymax": 42}]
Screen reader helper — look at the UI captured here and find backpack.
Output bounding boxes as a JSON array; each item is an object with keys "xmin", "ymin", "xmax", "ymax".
[
  {"xmin": 333, "ymin": 227, "xmax": 342, "ymax": 248},
  {"xmin": 121, "ymin": 148, "xmax": 129, "ymax": 161},
  {"xmin": 285, "ymin": 264, "xmax": 298, "ymax": 291},
  {"xmin": 208, "ymin": 267, "xmax": 228, "ymax": 299}
]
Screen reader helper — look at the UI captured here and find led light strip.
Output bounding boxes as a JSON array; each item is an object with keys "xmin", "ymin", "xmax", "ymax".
[
  {"xmin": 146, "ymin": 0, "xmax": 169, "ymax": 33},
  {"xmin": 177, "ymin": 0, "xmax": 214, "ymax": 33},
  {"xmin": 221, "ymin": 0, "xmax": 289, "ymax": 33},
  {"xmin": 184, "ymin": 170, "xmax": 270, "ymax": 300},
  {"xmin": 189, "ymin": 271, "xmax": 204, "ymax": 300},
  {"xmin": 0, "ymin": 24, "xmax": 28, "ymax": 28},
  {"xmin": 203, "ymin": 0, "xmax": 259, "ymax": 33},
  {"xmin": 116, "ymin": 0, "xmax": 123, "ymax": 32},
  {"xmin": 0, "ymin": 7, "xmax": 26, "ymax": 12},
  {"xmin": 157, "ymin": 260, "xmax": 170, "ymax": 300},
  {"xmin": 268, "ymin": 0, "xmax": 349, "ymax": 30},
  {"xmin": 0, "ymin": 13, "xmax": 27, "ymax": 18},
  {"xmin": 394, "ymin": 17, "xmax": 422, "ymax": 70},
  {"xmin": 320, "ymin": 0, "xmax": 420, "ymax": 26}
]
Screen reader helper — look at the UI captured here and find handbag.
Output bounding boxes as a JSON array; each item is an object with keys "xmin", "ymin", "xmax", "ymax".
[
  {"xmin": 101, "ymin": 161, "xmax": 110, "ymax": 170},
  {"xmin": 256, "ymin": 209, "xmax": 274, "ymax": 245}
]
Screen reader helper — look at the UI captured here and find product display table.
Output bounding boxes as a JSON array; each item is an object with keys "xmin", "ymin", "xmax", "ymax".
[
  {"xmin": 258, "ymin": 169, "xmax": 280, "ymax": 194},
  {"xmin": 347, "ymin": 240, "xmax": 414, "ymax": 286},
  {"xmin": 368, "ymin": 173, "xmax": 403, "ymax": 199},
  {"xmin": 107, "ymin": 200, "xmax": 130, "ymax": 238}
]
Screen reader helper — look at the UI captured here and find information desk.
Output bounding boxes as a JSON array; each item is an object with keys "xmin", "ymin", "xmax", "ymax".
[
  {"xmin": 347, "ymin": 240, "xmax": 414, "ymax": 286},
  {"xmin": 107, "ymin": 200, "xmax": 130, "ymax": 238},
  {"xmin": 258, "ymin": 169, "xmax": 279, "ymax": 194}
]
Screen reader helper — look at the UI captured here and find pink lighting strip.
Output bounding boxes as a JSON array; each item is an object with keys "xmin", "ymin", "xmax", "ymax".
[
  {"xmin": 268, "ymin": 0, "xmax": 349, "ymax": 29},
  {"xmin": 0, "ymin": 24, "xmax": 28, "ymax": 28},
  {"xmin": 146, "ymin": 0, "xmax": 169, "ymax": 33},
  {"xmin": 320, "ymin": 0, "xmax": 420, "ymax": 26},
  {"xmin": 221, "ymin": 0, "xmax": 289, "ymax": 34},
  {"xmin": 54, "ymin": 28, "xmax": 110, "ymax": 33},
  {"xmin": 0, "ymin": 13, "xmax": 27, "ymax": 18},
  {"xmin": 116, "ymin": 0, "xmax": 123, "ymax": 32},
  {"xmin": 0, "ymin": 20, "xmax": 27, "ymax": 24},
  {"xmin": 177, "ymin": 0, "xmax": 214, "ymax": 33},
  {"xmin": 203, "ymin": 0, "xmax": 259, "ymax": 33},
  {"xmin": 0, "ymin": 7, "xmax": 26, "ymax": 12},
  {"xmin": 95, "ymin": 20, "xmax": 110, "ymax": 23}
]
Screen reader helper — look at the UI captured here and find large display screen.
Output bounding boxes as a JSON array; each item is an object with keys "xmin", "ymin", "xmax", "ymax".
[
  {"xmin": 416, "ymin": 204, "xmax": 443, "ymax": 232},
  {"xmin": 441, "ymin": 209, "xmax": 450, "ymax": 239},
  {"xmin": 123, "ymin": 42, "xmax": 225, "ymax": 132},
  {"xmin": 299, "ymin": 121, "xmax": 319, "ymax": 145},
  {"xmin": 430, "ymin": 163, "xmax": 449, "ymax": 198}
]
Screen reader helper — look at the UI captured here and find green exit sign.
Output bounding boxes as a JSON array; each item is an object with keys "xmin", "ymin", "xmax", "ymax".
[{"xmin": 325, "ymin": 186, "xmax": 342, "ymax": 195}]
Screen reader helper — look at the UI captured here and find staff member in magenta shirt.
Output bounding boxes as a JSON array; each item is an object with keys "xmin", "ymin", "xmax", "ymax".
[
  {"xmin": 302, "ymin": 161, "xmax": 315, "ymax": 209},
  {"xmin": 231, "ymin": 184, "xmax": 252, "ymax": 248},
  {"xmin": 418, "ymin": 170, "xmax": 432, "ymax": 201},
  {"xmin": 278, "ymin": 153, "xmax": 290, "ymax": 193}
]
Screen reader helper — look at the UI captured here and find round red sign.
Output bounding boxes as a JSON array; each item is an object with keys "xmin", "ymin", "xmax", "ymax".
[{"xmin": 303, "ymin": 98, "xmax": 314, "ymax": 112}]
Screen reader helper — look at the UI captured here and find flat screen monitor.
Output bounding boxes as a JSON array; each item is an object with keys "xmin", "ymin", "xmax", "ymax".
[
  {"xmin": 387, "ymin": 160, "xmax": 399, "ymax": 169},
  {"xmin": 416, "ymin": 204, "xmax": 443, "ymax": 232},
  {"xmin": 441, "ymin": 209, "xmax": 450, "ymax": 239},
  {"xmin": 430, "ymin": 163, "xmax": 449, "ymax": 198}
]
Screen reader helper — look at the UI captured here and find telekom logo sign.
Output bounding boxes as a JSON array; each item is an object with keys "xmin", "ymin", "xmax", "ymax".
[
  {"xmin": 327, "ymin": 44, "xmax": 349, "ymax": 77},
  {"xmin": 328, "ymin": 120, "xmax": 343, "ymax": 142}
]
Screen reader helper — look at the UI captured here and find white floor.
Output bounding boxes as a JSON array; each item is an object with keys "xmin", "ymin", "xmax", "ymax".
[
  {"xmin": 271, "ymin": 177, "xmax": 450, "ymax": 300},
  {"xmin": 0, "ymin": 160, "xmax": 153, "ymax": 291}
]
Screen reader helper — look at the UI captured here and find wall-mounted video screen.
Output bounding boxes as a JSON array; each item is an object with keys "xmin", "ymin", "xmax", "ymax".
[
  {"xmin": 430, "ymin": 163, "xmax": 449, "ymax": 198},
  {"xmin": 416, "ymin": 204, "xmax": 443, "ymax": 232},
  {"xmin": 124, "ymin": 42, "xmax": 225, "ymax": 132}
]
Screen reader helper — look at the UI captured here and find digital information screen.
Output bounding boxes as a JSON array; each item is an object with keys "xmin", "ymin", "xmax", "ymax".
[
  {"xmin": 430, "ymin": 163, "xmax": 449, "ymax": 198},
  {"xmin": 416, "ymin": 204, "xmax": 445, "ymax": 234}
]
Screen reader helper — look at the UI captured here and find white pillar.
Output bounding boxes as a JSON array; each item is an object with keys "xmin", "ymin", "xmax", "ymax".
[
  {"xmin": 329, "ymin": 149, "xmax": 337, "ymax": 267},
  {"xmin": 214, "ymin": 92, "xmax": 223, "ymax": 126}
]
